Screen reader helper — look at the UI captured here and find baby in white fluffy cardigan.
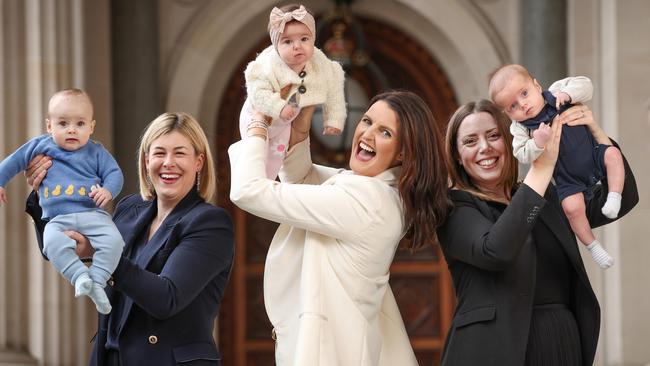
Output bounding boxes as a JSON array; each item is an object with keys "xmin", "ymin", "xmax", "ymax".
[{"xmin": 239, "ymin": 4, "xmax": 346, "ymax": 179}]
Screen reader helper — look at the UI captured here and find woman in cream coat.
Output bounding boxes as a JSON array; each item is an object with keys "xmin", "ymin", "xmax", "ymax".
[{"xmin": 229, "ymin": 90, "xmax": 450, "ymax": 366}]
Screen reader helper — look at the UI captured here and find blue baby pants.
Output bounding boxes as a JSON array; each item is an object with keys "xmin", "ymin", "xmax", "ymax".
[{"xmin": 43, "ymin": 210, "xmax": 124, "ymax": 287}]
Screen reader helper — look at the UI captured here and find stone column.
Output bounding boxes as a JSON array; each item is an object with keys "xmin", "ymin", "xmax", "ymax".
[
  {"xmin": 516, "ymin": 0, "xmax": 567, "ymax": 178},
  {"xmin": 0, "ymin": 2, "xmax": 35, "ymax": 364},
  {"xmin": 111, "ymin": 0, "xmax": 161, "ymax": 197},
  {"xmin": 0, "ymin": 0, "xmax": 110, "ymax": 365},
  {"xmin": 520, "ymin": 0, "xmax": 567, "ymax": 86}
]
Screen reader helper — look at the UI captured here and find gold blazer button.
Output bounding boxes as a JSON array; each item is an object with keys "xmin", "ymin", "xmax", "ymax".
[{"xmin": 148, "ymin": 335, "xmax": 158, "ymax": 344}]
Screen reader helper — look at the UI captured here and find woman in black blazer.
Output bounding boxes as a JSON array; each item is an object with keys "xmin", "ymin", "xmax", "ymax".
[
  {"xmin": 26, "ymin": 112, "xmax": 234, "ymax": 366},
  {"xmin": 437, "ymin": 100, "xmax": 638, "ymax": 365}
]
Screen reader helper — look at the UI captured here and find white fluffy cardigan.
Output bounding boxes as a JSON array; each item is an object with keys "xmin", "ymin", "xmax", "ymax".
[{"xmin": 244, "ymin": 45, "xmax": 347, "ymax": 130}]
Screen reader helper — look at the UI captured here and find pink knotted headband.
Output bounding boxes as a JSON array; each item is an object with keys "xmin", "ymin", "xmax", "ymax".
[{"xmin": 268, "ymin": 5, "xmax": 316, "ymax": 49}]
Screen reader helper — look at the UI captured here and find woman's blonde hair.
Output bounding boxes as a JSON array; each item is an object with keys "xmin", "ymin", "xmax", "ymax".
[{"xmin": 137, "ymin": 112, "xmax": 216, "ymax": 203}]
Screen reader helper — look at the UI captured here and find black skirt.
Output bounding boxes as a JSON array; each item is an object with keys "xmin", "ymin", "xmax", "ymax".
[{"xmin": 524, "ymin": 304, "xmax": 582, "ymax": 366}]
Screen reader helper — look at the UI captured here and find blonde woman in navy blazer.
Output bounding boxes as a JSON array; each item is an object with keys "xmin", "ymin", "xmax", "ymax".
[
  {"xmin": 27, "ymin": 112, "xmax": 234, "ymax": 366},
  {"xmin": 437, "ymin": 100, "xmax": 638, "ymax": 365}
]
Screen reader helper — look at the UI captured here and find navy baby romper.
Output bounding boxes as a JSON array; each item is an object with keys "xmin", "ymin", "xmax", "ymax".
[{"xmin": 522, "ymin": 91, "xmax": 609, "ymax": 201}]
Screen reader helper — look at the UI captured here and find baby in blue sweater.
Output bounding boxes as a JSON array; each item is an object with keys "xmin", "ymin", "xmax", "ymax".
[{"xmin": 0, "ymin": 89, "xmax": 124, "ymax": 314}]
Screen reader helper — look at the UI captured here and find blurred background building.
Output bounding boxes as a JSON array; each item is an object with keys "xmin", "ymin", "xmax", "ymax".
[{"xmin": 1, "ymin": 0, "xmax": 648, "ymax": 365}]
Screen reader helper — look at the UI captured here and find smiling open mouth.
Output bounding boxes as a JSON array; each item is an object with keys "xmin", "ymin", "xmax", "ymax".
[
  {"xmin": 356, "ymin": 141, "xmax": 376, "ymax": 162},
  {"xmin": 477, "ymin": 157, "xmax": 498, "ymax": 167},
  {"xmin": 160, "ymin": 173, "xmax": 180, "ymax": 183}
]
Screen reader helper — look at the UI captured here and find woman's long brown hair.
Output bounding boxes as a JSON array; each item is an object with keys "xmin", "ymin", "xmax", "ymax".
[{"xmin": 370, "ymin": 91, "xmax": 452, "ymax": 250}]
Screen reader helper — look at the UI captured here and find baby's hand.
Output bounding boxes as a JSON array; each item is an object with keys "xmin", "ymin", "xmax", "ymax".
[
  {"xmin": 280, "ymin": 104, "xmax": 299, "ymax": 121},
  {"xmin": 323, "ymin": 126, "xmax": 342, "ymax": 136},
  {"xmin": 532, "ymin": 122, "xmax": 552, "ymax": 149},
  {"xmin": 0, "ymin": 187, "xmax": 7, "ymax": 205},
  {"xmin": 89, "ymin": 185, "xmax": 112, "ymax": 209},
  {"xmin": 553, "ymin": 92, "xmax": 572, "ymax": 110}
]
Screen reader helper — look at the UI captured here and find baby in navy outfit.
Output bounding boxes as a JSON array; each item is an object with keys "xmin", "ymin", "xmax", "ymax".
[{"xmin": 489, "ymin": 64, "xmax": 625, "ymax": 269}]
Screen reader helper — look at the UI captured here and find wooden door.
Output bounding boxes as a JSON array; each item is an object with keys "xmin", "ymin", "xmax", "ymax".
[{"xmin": 214, "ymin": 15, "xmax": 458, "ymax": 366}]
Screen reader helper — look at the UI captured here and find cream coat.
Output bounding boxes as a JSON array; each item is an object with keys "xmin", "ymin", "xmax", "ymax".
[
  {"xmin": 244, "ymin": 46, "xmax": 346, "ymax": 130},
  {"xmin": 229, "ymin": 137, "xmax": 418, "ymax": 366},
  {"xmin": 511, "ymin": 76, "xmax": 593, "ymax": 163}
]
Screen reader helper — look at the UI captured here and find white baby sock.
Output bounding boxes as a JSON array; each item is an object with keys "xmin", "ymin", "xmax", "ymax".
[
  {"xmin": 601, "ymin": 192, "xmax": 622, "ymax": 219},
  {"xmin": 587, "ymin": 240, "xmax": 614, "ymax": 269},
  {"xmin": 74, "ymin": 272, "xmax": 92, "ymax": 297},
  {"xmin": 89, "ymin": 282, "xmax": 112, "ymax": 314}
]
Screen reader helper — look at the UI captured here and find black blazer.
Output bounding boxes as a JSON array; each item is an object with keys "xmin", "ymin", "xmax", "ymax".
[
  {"xmin": 437, "ymin": 148, "xmax": 638, "ymax": 366},
  {"xmin": 27, "ymin": 189, "xmax": 234, "ymax": 366}
]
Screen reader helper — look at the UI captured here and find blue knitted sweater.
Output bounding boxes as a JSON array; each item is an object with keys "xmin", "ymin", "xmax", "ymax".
[{"xmin": 0, "ymin": 134, "xmax": 123, "ymax": 219}]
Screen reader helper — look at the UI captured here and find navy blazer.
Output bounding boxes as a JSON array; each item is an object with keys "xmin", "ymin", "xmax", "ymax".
[
  {"xmin": 27, "ymin": 189, "xmax": 234, "ymax": 366},
  {"xmin": 437, "ymin": 145, "xmax": 638, "ymax": 366}
]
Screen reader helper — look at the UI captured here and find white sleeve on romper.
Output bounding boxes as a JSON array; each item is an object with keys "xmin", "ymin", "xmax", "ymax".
[
  {"xmin": 511, "ymin": 120, "xmax": 543, "ymax": 164},
  {"xmin": 548, "ymin": 76, "xmax": 593, "ymax": 103}
]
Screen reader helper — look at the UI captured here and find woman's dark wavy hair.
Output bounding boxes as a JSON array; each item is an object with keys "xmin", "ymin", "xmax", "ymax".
[{"xmin": 369, "ymin": 91, "xmax": 452, "ymax": 250}]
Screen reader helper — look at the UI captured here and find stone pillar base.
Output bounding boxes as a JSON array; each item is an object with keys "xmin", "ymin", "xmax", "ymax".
[{"xmin": 0, "ymin": 350, "xmax": 37, "ymax": 366}]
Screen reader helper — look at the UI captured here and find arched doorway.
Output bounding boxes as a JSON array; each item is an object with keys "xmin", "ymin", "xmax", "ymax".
[{"xmin": 214, "ymin": 15, "xmax": 457, "ymax": 366}]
